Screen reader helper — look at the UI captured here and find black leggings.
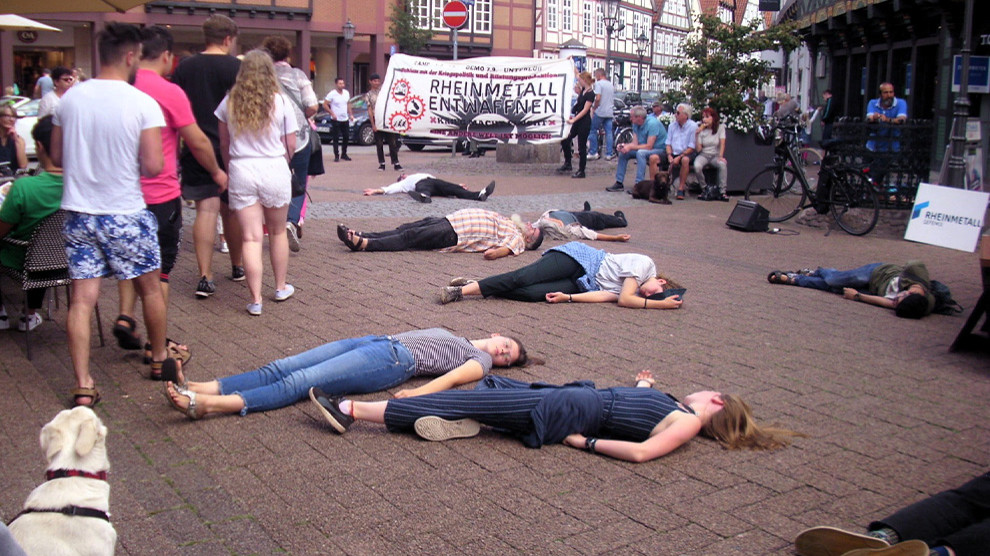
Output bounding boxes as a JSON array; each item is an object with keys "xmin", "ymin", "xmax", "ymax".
[
  {"xmin": 416, "ymin": 178, "xmax": 480, "ymax": 200},
  {"xmin": 478, "ymin": 251, "xmax": 585, "ymax": 302},
  {"xmin": 561, "ymin": 119, "xmax": 591, "ymax": 172}
]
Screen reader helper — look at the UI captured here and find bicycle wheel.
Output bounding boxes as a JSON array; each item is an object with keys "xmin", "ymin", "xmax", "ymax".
[
  {"xmin": 829, "ymin": 169, "xmax": 879, "ymax": 235},
  {"xmin": 614, "ymin": 127, "xmax": 634, "ymax": 145},
  {"xmin": 744, "ymin": 166, "xmax": 806, "ymax": 222},
  {"xmin": 796, "ymin": 148, "xmax": 824, "ymax": 190}
]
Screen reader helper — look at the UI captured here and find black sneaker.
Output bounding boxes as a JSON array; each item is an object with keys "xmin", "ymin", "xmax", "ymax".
[
  {"xmin": 583, "ymin": 201, "xmax": 592, "ymax": 211},
  {"xmin": 571, "ymin": 170, "xmax": 586, "ymax": 179},
  {"xmin": 195, "ymin": 276, "xmax": 216, "ymax": 298},
  {"xmin": 309, "ymin": 387, "xmax": 353, "ymax": 434},
  {"xmin": 408, "ymin": 190, "xmax": 432, "ymax": 203},
  {"xmin": 393, "ymin": 164, "xmax": 403, "ymax": 171},
  {"xmin": 605, "ymin": 182, "xmax": 625, "ymax": 192},
  {"xmin": 378, "ymin": 164, "xmax": 386, "ymax": 171},
  {"xmin": 334, "ymin": 156, "xmax": 340, "ymax": 162},
  {"xmin": 340, "ymin": 154, "xmax": 351, "ymax": 161},
  {"xmin": 230, "ymin": 266, "xmax": 246, "ymax": 281},
  {"xmin": 614, "ymin": 210, "xmax": 626, "ymax": 224},
  {"xmin": 478, "ymin": 181, "xmax": 495, "ymax": 201}
]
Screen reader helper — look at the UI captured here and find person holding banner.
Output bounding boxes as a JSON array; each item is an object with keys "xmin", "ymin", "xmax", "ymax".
[
  {"xmin": 556, "ymin": 71, "xmax": 595, "ymax": 179},
  {"xmin": 366, "ymin": 73, "xmax": 402, "ymax": 172}
]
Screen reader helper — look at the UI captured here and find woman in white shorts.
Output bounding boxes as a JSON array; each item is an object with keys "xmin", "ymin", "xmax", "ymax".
[{"xmin": 216, "ymin": 49, "xmax": 298, "ymax": 315}]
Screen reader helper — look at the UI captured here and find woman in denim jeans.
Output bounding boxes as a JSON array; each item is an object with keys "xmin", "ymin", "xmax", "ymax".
[{"xmin": 163, "ymin": 328, "xmax": 531, "ymax": 419}]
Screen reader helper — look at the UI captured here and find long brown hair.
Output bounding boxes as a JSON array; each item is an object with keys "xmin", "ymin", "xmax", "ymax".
[
  {"xmin": 702, "ymin": 395, "xmax": 804, "ymax": 450},
  {"xmin": 657, "ymin": 272, "xmax": 683, "ymax": 290},
  {"xmin": 702, "ymin": 107, "xmax": 721, "ymax": 134}
]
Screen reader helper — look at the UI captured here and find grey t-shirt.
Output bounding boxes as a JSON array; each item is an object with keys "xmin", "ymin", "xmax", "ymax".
[
  {"xmin": 595, "ymin": 253, "xmax": 657, "ymax": 294},
  {"xmin": 593, "ymin": 79, "xmax": 615, "ymax": 118}
]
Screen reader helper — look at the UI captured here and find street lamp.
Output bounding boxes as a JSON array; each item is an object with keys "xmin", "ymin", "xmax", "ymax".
[
  {"xmin": 343, "ymin": 19, "xmax": 355, "ymax": 88},
  {"xmin": 635, "ymin": 31, "xmax": 649, "ymax": 94},
  {"xmin": 598, "ymin": 0, "xmax": 621, "ymax": 85}
]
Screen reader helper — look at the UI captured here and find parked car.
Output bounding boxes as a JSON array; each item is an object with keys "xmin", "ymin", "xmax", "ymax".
[
  {"xmin": 314, "ymin": 93, "xmax": 374, "ymax": 146},
  {"xmin": 1, "ymin": 95, "xmax": 38, "ymax": 158},
  {"xmin": 402, "ymin": 136, "xmax": 494, "ymax": 152}
]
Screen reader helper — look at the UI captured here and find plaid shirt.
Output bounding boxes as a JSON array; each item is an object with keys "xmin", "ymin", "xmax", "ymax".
[{"xmin": 443, "ymin": 209, "xmax": 525, "ymax": 254}]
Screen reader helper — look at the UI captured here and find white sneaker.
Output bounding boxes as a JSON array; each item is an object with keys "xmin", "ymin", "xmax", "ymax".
[
  {"xmin": 246, "ymin": 302, "xmax": 263, "ymax": 316},
  {"xmin": 414, "ymin": 416, "xmax": 481, "ymax": 441},
  {"xmin": 219, "ymin": 240, "xmax": 229, "ymax": 254},
  {"xmin": 286, "ymin": 223, "xmax": 300, "ymax": 253},
  {"xmin": 18, "ymin": 313, "xmax": 42, "ymax": 332},
  {"xmin": 274, "ymin": 284, "xmax": 295, "ymax": 302}
]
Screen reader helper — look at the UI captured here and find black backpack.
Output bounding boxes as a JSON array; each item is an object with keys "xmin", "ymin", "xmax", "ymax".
[{"xmin": 930, "ymin": 280, "xmax": 964, "ymax": 315}]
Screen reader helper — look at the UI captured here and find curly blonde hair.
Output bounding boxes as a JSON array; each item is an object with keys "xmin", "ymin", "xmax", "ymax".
[{"xmin": 227, "ymin": 49, "xmax": 279, "ymax": 136}]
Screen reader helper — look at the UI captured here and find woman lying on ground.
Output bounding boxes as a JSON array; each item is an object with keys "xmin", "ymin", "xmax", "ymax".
[
  {"xmin": 439, "ymin": 240, "xmax": 683, "ymax": 309},
  {"xmin": 162, "ymin": 328, "xmax": 533, "ymax": 419},
  {"xmin": 309, "ymin": 370, "xmax": 802, "ymax": 463}
]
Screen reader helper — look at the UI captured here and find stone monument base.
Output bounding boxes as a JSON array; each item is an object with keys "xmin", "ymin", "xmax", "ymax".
[{"xmin": 496, "ymin": 143, "xmax": 559, "ymax": 164}]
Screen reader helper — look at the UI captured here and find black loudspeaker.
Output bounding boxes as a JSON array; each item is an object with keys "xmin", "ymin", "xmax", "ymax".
[{"xmin": 726, "ymin": 200, "xmax": 769, "ymax": 232}]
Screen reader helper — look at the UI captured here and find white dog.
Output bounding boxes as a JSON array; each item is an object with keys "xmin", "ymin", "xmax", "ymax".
[{"xmin": 8, "ymin": 406, "xmax": 116, "ymax": 556}]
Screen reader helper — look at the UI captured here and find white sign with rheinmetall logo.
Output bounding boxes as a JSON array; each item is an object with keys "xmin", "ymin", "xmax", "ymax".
[{"xmin": 904, "ymin": 183, "xmax": 989, "ymax": 252}]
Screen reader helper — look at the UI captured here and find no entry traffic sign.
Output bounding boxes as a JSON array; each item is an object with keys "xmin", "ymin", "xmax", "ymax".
[{"xmin": 442, "ymin": 0, "xmax": 468, "ymax": 29}]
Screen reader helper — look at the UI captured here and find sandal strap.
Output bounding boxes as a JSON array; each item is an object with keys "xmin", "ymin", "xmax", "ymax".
[
  {"xmin": 115, "ymin": 314, "xmax": 137, "ymax": 328},
  {"xmin": 184, "ymin": 390, "xmax": 200, "ymax": 420}
]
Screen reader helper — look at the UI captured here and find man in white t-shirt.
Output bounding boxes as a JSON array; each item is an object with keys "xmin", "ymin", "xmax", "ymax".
[
  {"xmin": 51, "ymin": 22, "xmax": 170, "ymax": 408},
  {"xmin": 323, "ymin": 77, "xmax": 354, "ymax": 162},
  {"xmin": 37, "ymin": 66, "xmax": 74, "ymax": 118},
  {"xmin": 362, "ymin": 172, "xmax": 495, "ymax": 203}
]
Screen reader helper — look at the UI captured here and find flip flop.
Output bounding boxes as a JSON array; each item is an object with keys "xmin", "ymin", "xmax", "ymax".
[
  {"xmin": 71, "ymin": 387, "xmax": 101, "ymax": 407},
  {"xmin": 112, "ymin": 315, "xmax": 143, "ymax": 350}
]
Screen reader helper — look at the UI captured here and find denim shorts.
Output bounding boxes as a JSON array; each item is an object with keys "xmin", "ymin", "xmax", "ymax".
[{"xmin": 63, "ymin": 210, "xmax": 161, "ymax": 280}]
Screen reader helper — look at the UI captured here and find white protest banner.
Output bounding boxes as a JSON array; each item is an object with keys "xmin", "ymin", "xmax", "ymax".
[
  {"xmin": 376, "ymin": 54, "xmax": 575, "ymax": 144},
  {"xmin": 904, "ymin": 182, "xmax": 989, "ymax": 252}
]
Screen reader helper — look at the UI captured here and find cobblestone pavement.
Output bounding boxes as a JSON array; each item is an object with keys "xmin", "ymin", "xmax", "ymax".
[{"xmin": 2, "ymin": 145, "xmax": 988, "ymax": 555}]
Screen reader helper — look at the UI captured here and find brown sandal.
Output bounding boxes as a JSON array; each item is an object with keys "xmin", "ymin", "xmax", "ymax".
[
  {"xmin": 149, "ymin": 357, "xmax": 176, "ymax": 381},
  {"xmin": 144, "ymin": 339, "xmax": 191, "ymax": 366},
  {"xmin": 71, "ymin": 387, "xmax": 102, "ymax": 407}
]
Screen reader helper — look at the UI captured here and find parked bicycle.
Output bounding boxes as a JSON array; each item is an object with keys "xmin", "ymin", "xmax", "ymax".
[{"xmin": 745, "ymin": 117, "xmax": 879, "ymax": 236}]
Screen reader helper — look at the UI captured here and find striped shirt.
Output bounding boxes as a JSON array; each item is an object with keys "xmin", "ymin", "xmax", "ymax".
[
  {"xmin": 394, "ymin": 328, "xmax": 493, "ymax": 377},
  {"xmin": 443, "ymin": 208, "xmax": 526, "ymax": 255}
]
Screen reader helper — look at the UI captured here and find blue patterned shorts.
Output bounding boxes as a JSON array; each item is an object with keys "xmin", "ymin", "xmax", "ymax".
[{"xmin": 63, "ymin": 210, "xmax": 161, "ymax": 280}]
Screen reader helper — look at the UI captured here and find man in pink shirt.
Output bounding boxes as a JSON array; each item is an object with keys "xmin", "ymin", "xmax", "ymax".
[{"xmin": 112, "ymin": 26, "xmax": 228, "ymax": 361}]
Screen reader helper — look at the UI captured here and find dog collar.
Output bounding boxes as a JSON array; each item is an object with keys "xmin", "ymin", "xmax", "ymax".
[
  {"xmin": 12, "ymin": 505, "xmax": 110, "ymax": 523},
  {"xmin": 46, "ymin": 469, "xmax": 108, "ymax": 481}
]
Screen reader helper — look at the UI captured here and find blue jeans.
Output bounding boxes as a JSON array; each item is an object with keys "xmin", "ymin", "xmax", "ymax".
[
  {"xmin": 287, "ymin": 142, "xmax": 311, "ymax": 225},
  {"xmin": 615, "ymin": 148, "xmax": 664, "ymax": 185},
  {"xmin": 792, "ymin": 263, "xmax": 882, "ymax": 293},
  {"xmin": 588, "ymin": 115, "xmax": 613, "ymax": 157},
  {"xmin": 218, "ymin": 335, "xmax": 416, "ymax": 414}
]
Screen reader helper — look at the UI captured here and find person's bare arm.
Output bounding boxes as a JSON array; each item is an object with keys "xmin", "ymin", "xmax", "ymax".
[
  {"xmin": 483, "ymin": 246, "xmax": 512, "ymax": 260},
  {"xmin": 50, "ymin": 125, "xmax": 62, "ymax": 167},
  {"xmin": 843, "ymin": 287, "xmax": 895, "ymax": 308},
  {"xmin": 138, "ymin": 127, "xmax": 164, "ymax": 178},
  {"xmin": 596, "ymin": 233, "xmax": 631, "ymax": 242},
  {"xmin": 178, "ymin": 123, "xmax": 226, "ymax": 190},
  {"xmin": 563, "ymin": 412, "xmax": 702, "ymax": 463},
  {"xmin": 217, "ymin": 122, "xmax": 232, "ymax": 189},
  {"xmin": 363, "ymin": 188, "xmax": 385, "ymax": 196},
  {"xmin": 545, "ymin": 290, "xmax": 619, "ymax": 304},
  {"xmin": 393, "ymin": 360, "xmax": 484, "ymax": 398}
]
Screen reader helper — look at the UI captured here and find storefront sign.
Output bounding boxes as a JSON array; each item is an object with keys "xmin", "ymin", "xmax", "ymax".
[
  {"xmin": 17, "ymin": 31, "xmax": 38, "ymax": 43},
  {"xmin": 376, "ymin": 54, "xmax": 574, "ymax": 144},
  {"xmin": 904, "ymin": 183, "xmax": 989, "ymax": 252},
  {"xmin": 952, "ymin": 55, "xmax": 990, "ymax": 94}
]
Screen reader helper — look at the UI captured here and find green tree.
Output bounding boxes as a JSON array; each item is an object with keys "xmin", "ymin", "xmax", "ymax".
[
  {"xmin": 387, "ymin": 0, "xmax": 434, "ymax": 56},
  {"xmin": 666, "ymin": 14, "xmax": 801, "ymax": 131}
]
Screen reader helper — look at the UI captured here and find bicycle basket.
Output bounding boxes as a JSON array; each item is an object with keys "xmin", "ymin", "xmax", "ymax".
[{"xmin": 754, "ymin": 124, "xmax": 773, "ymax": 146}]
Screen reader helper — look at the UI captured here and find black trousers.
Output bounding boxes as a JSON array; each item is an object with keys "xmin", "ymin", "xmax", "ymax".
[
  {"xmin": 478, "ymin": 251, "xmax": 585, "ymax": 302},
  {"xmin": 330, "ymin": 120, "xmax": 349, "ymax": 157},
  {"xmin": 569, "ymin": 210, "xmax": 626, "ymax": 230},
  {"xmin": 416, "ymin": 178, "xmax": 480, "ymax": 200},
  {"xmin": 374, "ymin": 130, "xmax": 400, "ymax": 165},
  {"xmin": 561, "ymin": 119, "xmax": 591, "ymax": 172},
  {"xmin": 362, "ymin": 217, "xmax": 458, "ymax": 252},
  {"xmin": 871, "ymin": 471, "xmax": 990, "ymax": 555}
]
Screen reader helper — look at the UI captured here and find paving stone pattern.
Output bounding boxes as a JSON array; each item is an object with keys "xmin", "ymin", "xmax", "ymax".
[{"xmin": 1, "ymin": 145, "xmax": 987, "ymax": 554}]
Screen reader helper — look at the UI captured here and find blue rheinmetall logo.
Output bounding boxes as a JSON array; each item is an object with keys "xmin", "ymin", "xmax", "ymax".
[{"xmin": 912, "ymin": 201, "xmax": 930, "ymax": 219}]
